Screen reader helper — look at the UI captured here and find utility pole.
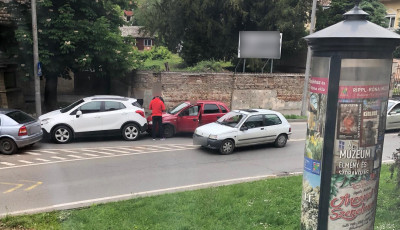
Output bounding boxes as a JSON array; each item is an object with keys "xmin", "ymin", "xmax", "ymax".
[
  {"xmin": 301, "ymin": 0, "xmax": 317, "ymax": 116},
  {"xmin": 31, "ymin": 0, "xmax": 42, "ymax": 116}
]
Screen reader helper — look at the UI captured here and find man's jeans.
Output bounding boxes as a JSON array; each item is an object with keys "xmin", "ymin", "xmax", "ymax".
[{"xmin": 152, "ymin": 116, "xmax": 163, "ymax": 139}]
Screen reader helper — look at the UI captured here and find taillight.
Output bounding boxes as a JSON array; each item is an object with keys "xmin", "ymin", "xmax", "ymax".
[
  {"xmin": 18, "ymin": 126, "xmax": 27, "ymax": 136},
  {"xmin": 136, "ymin": 110, "xmax": 145, "ymax": 118},
  {"xmin": 289, "ymin": 127, "xmax": 292, "ymax": 132}
]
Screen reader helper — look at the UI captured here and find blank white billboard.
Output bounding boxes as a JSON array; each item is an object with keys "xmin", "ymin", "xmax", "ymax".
[{"xmin": 238, "ymin": 31, "xmax": 282, "ymax": 59}]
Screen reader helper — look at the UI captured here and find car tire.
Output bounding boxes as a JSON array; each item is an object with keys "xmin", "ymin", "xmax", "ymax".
[
  {"xmin": 122, "ymin": 123, "xmax": 140, "ymax": 141},
  {"xmin": 274, "ymin": 134, "xmax": 287, "ymax": 148},
  {"xmin": 163, "ymin": 124, "xmax": 175, "ymax": 138},
  {"xmin": 219, "ymin": 139, "xmax": 235, "ymax": 155},
  {"xmin": 52, "ymin": 125, "xmax": 73, "ymax": 144},
  {"xmin": 0, "ymin": 138, "xmax": 17, "ymax": 155}
]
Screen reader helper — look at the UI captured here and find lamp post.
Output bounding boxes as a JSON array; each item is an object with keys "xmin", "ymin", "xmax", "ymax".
[
  {"xmin": 31, "ymin": 0, "xmax": 41, "ymax": 116},
  {"xmin": 301, "ymin": 0, "xmax": 318, "ymax": 116},
  {"xmin": 300, "ymin": 4, "xmax": 400, "ymax": 230}
]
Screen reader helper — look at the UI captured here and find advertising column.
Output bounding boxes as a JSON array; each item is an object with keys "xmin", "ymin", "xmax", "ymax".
[
  {"xmin": 327, "ymin": 59, "xmax": 392, "ymax": 230},
  {"xmin": 301, "ymin": 57, "xmax": 330, "ymax": 230}
]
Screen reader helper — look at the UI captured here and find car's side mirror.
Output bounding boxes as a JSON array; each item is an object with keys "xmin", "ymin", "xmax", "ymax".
[
  {"xmin": 76, "ymin": 110, "xmax": 82, "ymax": 118},
  {"xmin": 240, "ymin": 126, "xmax": 248, "ymax": 131}
]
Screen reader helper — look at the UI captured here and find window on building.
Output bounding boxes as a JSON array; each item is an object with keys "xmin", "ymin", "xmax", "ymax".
[
  {"xmin": 387, "ymin": 15, "xmax": 396, "ymax": 29},
  {"xmin": 144, "ymin": 39, "xmax": 152, "ymax": 46}
]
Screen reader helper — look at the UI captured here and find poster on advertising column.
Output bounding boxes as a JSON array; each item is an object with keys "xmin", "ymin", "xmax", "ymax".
[
  {"xmin": 301, "ymin": 57, "xmax": 330, "ymax": 230},
  {"xmin": 328, "ymin": 59, "xmax": 391, "ymax": 230}
]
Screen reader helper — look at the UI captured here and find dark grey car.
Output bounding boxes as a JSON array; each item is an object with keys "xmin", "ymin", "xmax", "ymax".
[{"xmin": 0, "ymin": 109, "xmax": 43, "ymax": 154}]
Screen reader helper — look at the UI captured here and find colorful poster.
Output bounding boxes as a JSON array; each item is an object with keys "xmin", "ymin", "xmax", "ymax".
[
  {"xmin": 301, "ymin": 57, "xmax": 330, "ymax": 230},
  {"xmin": 328, "ymin": 61, "xmax": 390, "ymax": 230}
]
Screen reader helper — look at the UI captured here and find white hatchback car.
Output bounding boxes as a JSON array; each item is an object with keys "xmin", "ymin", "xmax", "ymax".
[
  {"xmin": 193, "ymin": 109, "xmax": 291, "ymax": 154},
  {"xmin": 39, "ymin": 95, "xmax": 147, "ymax": 143}
]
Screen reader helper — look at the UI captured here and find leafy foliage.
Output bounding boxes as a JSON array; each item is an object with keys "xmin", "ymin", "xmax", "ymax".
[
  {"xmin": 140, "ymin": 0, "xmax": 311, "ymax": 66},
  {"xmin": 10, "ymin": 0, "xmax": 140, "ymax": 78},
  {"xmin": 316, "ymin": 0, "xmax": 388, "ymax": 31}
]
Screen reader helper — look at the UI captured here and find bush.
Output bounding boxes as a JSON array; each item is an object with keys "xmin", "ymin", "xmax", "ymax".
[
  {"xmin": 188, "ymin": 60, "xmax": 223, "ymax": 72},
  {"xmin": 150, "ymin": 46, "xmax": 172, "ymax": 60}
]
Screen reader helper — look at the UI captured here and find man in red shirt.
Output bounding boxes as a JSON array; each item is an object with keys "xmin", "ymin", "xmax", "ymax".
[{"xmin": 149, "ymin": 96, "xmax": 166, "ymax": 140}]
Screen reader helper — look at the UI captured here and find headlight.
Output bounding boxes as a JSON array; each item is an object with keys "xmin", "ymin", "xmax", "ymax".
[
  {"xmin": 209, "ymin": 134, "xmax": 218, "ymax": 140},
  {"xmin": 149, "ymin": 121, "xmax": 153, "ymax": 125},
  {"xmin": 41, "ymin": 118, "xmax": 51, "ymax": 125}
]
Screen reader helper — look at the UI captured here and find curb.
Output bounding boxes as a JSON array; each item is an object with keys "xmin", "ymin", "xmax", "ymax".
[{"xmin": 287, "ymin": 119, "xmax": 307, "ymax": 122}]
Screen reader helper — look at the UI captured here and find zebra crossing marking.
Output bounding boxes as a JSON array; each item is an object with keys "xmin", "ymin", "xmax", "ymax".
[
  {"xmin": 51, "ymin": 156, "xmax": 67, "ymax": 161},
  {"xmin": 0, "ymin": 162, "xmax": 15, "ymax": 166},
  {"xmin": 18, "ymin": 160, "xmax": 33, "ymax": 164},
  {"xmin": 25, "ymin": 152, "xmax": 41, "ymax": 156},
  {"xmin": 35, "ymin": 158, "xmax": 50, "ymax": 162}
]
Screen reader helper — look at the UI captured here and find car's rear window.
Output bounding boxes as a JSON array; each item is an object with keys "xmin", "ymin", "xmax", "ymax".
[{"xmin": 6, "ymin": 111, "xmax": 35, "ymax": 124}]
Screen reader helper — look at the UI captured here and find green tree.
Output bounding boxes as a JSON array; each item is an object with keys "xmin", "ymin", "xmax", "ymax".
[
  {"xmin": 140, "ymin": 0, "xmax": 311, "ymax": 66},
  {"xmin": 10, "ymin": 0, "xmax": 140, "ymax": 111},
  {"xmin": 316, "ymin": 0, "xmax": 387, "ymax": 31}
]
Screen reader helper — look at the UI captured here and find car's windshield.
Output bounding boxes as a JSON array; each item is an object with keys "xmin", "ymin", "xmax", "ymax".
[
  {"xmin": 6, "ymin": 111, "xmax": 35, "ymax": 124},
  {"xmin": 168, "ymin": 102, "xmax": 189, "ymax": 115},
  {"xmin": 217, "ymin": 111, "xmax": 246, "ymax": 127},
  {"xmin": 388, "ymin": 101, "xmax": 396, "ymax": 111},
  {"xmin": 60, "ymin": 99, "xmax": 85, "ymax": 113}
]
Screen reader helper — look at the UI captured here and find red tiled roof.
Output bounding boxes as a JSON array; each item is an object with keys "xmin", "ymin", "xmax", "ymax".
[{"xmin": 124, "ymin": 10, "xmax": 133, "ymax": 17}]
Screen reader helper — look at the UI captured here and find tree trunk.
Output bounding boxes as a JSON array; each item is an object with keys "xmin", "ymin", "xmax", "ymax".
[{"xmin": 44, "ymin": 74, "xmax": 58, "ymax": 112}]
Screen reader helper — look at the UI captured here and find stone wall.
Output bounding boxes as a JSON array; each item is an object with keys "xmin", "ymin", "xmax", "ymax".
[{"xmin": 131, "ymin": 71, "xmax": 305, "ymax": 115}]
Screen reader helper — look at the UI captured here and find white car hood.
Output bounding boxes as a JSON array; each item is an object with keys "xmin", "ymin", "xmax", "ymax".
[
  {"xmin": 196, "ymin": 122, "xmax": 236, "ymax": 137},
  {"xmin": 39, "ymin": 109, "xmax": 62, "ymax": 120}
]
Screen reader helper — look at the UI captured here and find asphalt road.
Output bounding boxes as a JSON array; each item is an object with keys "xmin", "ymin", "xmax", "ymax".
[{"xmin": 0, "ymin": 122, "xmax": 398, "ymax": 217}]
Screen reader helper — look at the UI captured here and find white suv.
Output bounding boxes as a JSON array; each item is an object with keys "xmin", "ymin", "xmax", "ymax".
[{"xmin": 39, "ymin": 95, "xmax": 147, "ymax": 143}]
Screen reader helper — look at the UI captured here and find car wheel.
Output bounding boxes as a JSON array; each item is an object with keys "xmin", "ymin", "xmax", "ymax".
[
  {"xmin": 163, "ymin": 124, "xmax": 175, "ymax": 138},
  {"xmin": 219, "ymin": 139, "xmax": 235, "ymax": 155},
  {"xmin": 122, "ymin": 123, "xmax": 140, "ymax": 141},
  {"xmin": 52, "ymin": 125, "xmax": 73, "ymax": 144},
  {"xmin": 0, "ymin": 138, "xmax": 17, "ymax": 155},
  {"xmin": 274, "ymin": 134, "xmax": 287, "ymax": 148}
]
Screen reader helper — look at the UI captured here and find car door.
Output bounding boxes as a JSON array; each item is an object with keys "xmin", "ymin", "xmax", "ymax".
[
  {"xmin": 236, "ymin": 115, "xmax": 267, "ymax": 146},
  {"xmin": 264, "ymin": 114, "xmax": 283, "ymax": 142},
  {"xmin": 72, "ymin": 101, "xmax": 103, "ymax": 133},
  {"xmin": 200, "ymin": 103, "xmax": 223, "ymax": 126},
  {"xmin": 177, "ymin": 105, "xmax": 200, "ymax": 132},
  {"xmin": 101, "ymin": 101, "xmax": 127, "ymax": 131},
  {"xmin": 386, "ymin": 103, "xmax": 400, "ymax": 129}
]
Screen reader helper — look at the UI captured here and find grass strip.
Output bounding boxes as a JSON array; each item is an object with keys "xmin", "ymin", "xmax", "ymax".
[{"xmin": 1, "ymin": 165, "xmax": 399, "ymax": 230}]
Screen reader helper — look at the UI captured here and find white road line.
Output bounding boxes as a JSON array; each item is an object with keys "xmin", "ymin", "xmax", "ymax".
[
  {"xmin": 0, "ymin": 147, "xmax": 206, "ymax": 170},
  {"xmin": 82, "ymin": 153, "xmax": 99, "ymax": 157},
  {"xmin": 103, "ymin": 149, "xmax": 130, "ymax": 154},
  {"xmin": 35, "ymin": 158, "xmax": 50, "ymax": 162},
  {"xmin": 117, "ymin": 147, "xmax": 141, "ymax": 152},
  {"xmin": 25, "ymin": 152, "xmax": 41, "ymax": 156},
  {"xmin": 59, "ymin": 150, "xmax": 78, "ymax": 153},
  {"xmin": 290, "ymin": 139, "xmax": 306, "ymax": 142},
  {"xmin": 39, "ymin": 150, "xmax": 58, "ymax": 154},
  {"xmin": 68, "ymin": 155, "xmax": 83, "ymax": 159},
  {"xmin": 80, "ymin": 149, "xmax": 99, "ymax": 153},
  {"xmin": 0, "ymin": 162, "xmax": 16, "ymax": 166},
  {"xmin": 51, "ymin": 156, "xmax": 67, "ymax": 161},
  {"xmin": 18, "ymin": 160, "xmax": 33, "ymax": 164},
  {"xmin": 97, "ymin": 152, "xmax": 115, "ymax": 156}
]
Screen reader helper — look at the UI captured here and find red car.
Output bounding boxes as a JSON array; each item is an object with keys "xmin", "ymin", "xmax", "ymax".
[{"xmin": 147, "ymin": 100, "xmax": 230, "ymax": 137}]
